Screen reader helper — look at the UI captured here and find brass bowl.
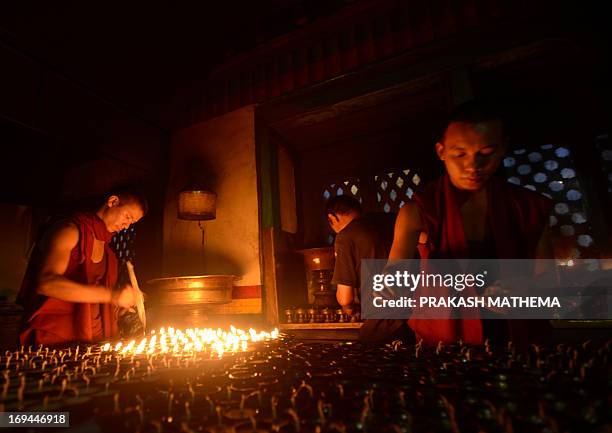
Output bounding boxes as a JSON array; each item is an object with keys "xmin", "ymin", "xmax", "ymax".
[{"xmin": 145, "ymin": 275, "xmax": 240, "ymax": 306}]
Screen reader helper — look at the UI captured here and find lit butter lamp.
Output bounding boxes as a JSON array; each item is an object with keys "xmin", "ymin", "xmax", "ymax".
[{"xmin": 298, "ymin": 247, "xmax": 338, "ymax": 307}]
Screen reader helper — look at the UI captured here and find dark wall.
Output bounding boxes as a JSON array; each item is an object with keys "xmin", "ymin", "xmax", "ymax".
[{"xmin": 0, "ymin": 41, "xmax": 169, "ymax": 293}]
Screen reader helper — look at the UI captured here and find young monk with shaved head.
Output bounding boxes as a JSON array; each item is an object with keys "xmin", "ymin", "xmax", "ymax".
[
  {"xmin": 18, "ymin": 191, "xmax": 147, "ymax": 346},
  {"xmin": 389, "ymin": 101, "xmax": 553, "ymax": 346}
]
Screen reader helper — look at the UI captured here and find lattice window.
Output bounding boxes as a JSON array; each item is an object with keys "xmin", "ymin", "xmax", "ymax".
[
  {"xmin": 503, "ymin": 144, "xmax": 596, "ymax": 262},
  {"xmin": 374, "ymin": 169, "xmax": 421, "ymax": 213},
  {"xmin": 322, "ymin": 178, "xmax": 362, "ymax": 202},
  {"xmin": 110, "ymin": 226, "xmax": 137, "ymax": 285}
]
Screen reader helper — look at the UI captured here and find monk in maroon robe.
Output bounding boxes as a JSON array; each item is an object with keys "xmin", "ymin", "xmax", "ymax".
[
  {"xmin": 389, "ymin": 101, "xmax": 553, "ymax": 346},
  {"xmin": 17, "ymin": 193, "xmax": 147, "ymax": 346}
]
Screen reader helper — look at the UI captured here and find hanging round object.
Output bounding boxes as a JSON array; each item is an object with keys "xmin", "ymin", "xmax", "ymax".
[{"xmin": 178, "ymin": 186, "xmax": 217, "ymax": 220}]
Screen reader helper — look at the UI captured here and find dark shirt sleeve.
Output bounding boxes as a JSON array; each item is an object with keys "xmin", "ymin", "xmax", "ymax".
[{"xmin": 331, "ymin": 233, "xmax": 358, "ymax": 287}]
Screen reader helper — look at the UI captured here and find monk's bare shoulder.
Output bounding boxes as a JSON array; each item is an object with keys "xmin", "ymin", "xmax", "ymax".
[
  {"xmin": 389, "ymin": 202, "xmax": 422, "ymax": 260},
  {"xmin": 396, "ymin": 201, "xmax": 422, "ymax": 231},
  {"xmin": 35, "ymin": 222, "xmax": 80, "ymax": 293},
  {"xmin": 40, "ymin": 222, "xmax": 79, "ymax": 254}
]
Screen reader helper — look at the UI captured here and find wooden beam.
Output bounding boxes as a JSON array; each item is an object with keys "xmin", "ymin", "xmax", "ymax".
[
  {"xmin": 261, "ymin": 227, "xmax": 280, "ymax": 325},
  {"xmin": 270, "ymin": 74, "xmax": 442, "ymax": 132}
]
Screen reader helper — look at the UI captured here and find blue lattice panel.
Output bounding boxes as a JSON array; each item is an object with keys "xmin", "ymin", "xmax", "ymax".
[
  {"xmin": 323, "ymin": 178, "xmax": 362, "ymax": 202},
  {"xmin": 110, "ymin": 226, "xmax": 137, "ymax": 285},
  {"xmin": 503, "ymin": 144, "xmax": 596, "ymax": 262},
  {"xmin": 375, "ymin": 169, "xmax": 421, "ymax": 213}
]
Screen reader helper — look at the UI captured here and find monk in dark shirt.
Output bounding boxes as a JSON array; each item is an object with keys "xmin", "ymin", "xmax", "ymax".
[
  {"xmin": 327, "ymin": 195, "xmax": 411, "ymax": 342},
  {"xmin": 389, "ymin": 101, "xmax": 553, "ymax": 346},
  {"xmin": 17, "ymin": 192, "xmax": 147, "ymax": 346}
]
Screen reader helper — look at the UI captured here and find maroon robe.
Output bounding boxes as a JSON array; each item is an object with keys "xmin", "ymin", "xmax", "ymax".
[
  {"xmin": 17, "ymin": 213, "xmax": 119, "ymax": 346},
  {"xmin": 410, "ymin": 174, "xmax": 552, "ymax": 345}
]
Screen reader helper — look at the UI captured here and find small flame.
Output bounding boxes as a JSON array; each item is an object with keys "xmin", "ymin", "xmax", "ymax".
[{"xmin": 99, "ymin": 326, "xmax": 279, "ymax": 357}]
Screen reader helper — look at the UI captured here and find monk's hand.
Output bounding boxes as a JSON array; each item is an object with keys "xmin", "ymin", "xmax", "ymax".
[{"xmin": 111, "ymin": 284, "xmax": 137, "ymax": 309}]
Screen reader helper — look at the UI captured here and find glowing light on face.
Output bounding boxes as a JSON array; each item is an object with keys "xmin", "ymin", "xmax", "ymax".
[
  {"xmin": 99, "ymin": 327, "xmax": 280, "ymax": 357},
  {"xmin": 438, "ymin": 121, "xmax": 506, "ymax": 191}
]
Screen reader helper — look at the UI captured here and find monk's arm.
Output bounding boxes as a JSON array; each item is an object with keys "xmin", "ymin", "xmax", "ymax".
[
  {"xmin": 388, "ymin": 202, "xmax": 422, "ymax": 261},
  {"xmin": 36, "ymin": 224, "xmax": 134, "ymax": 307},
  {"xmin": 336, "ymin": 284, "xmax": 355, "ymax": 310}
]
